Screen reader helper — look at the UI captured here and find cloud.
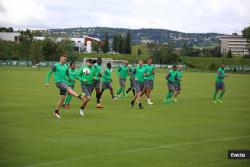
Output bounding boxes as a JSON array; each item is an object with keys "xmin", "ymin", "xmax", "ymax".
[{"xmin": 0, "ymin": 0, "xmax": 249, "ymax": 34}]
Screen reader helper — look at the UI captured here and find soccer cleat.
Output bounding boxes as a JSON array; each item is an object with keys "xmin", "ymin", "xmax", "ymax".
[
  {"xmin": 164, "ymin": 99, "xmax": 172, "ymax": 104},
  {"xmin": 139, "ymin": 105, "xmax": 144, "ymax": 109},
  {"xmin": 131, "ymin": 101, "xmax": 135, "ymax": 108},
  {"xmin": 213, "ymin": 101, "xmax": 218, "ymax": 104},
  {"xmin": 173, "ymin": 98, "xmax": 178, "ymax": 103},
  {"xmin": 96, "ymin": 103, "xmax": 104, "ymax": 108},
  {"xmin": 121, "ymin": 94, "xmax": 128, "ymax": 98},
  {"xmin": 217, "ymin": 100, "xmax": 223, "ymax": 104},
  {"xmin": 147, "ymin": 99, "xmax": 154, "ymax": 105},
  {"xmin": 79, "ymin": 109, "xmax": 85, "ymax": 116},
  {"xmin": 54, "ymin": 112, "xmax": 61, "ymax": 118}
]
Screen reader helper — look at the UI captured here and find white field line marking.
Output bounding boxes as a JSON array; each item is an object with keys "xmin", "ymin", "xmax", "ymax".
[{"xmin": 23, "ymin": 135, "xmax": 250, "ymax": 167}]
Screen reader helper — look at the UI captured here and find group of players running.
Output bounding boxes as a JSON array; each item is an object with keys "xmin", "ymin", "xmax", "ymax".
[{"xmin": 45, "ymin": 53, "xmax": 225, "ymax": 118}]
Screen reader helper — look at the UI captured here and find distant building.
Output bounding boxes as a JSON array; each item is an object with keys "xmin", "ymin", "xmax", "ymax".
[
  {"xmin": 220, "ymin": 34, "xmax": 249, "ymax": 56},
  {"xmin": 0, "ymin": 32, "xmax": 20, "ymax": 42}
]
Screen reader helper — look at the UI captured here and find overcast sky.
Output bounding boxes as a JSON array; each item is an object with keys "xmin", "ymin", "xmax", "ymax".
[{"xmin": 0, "ymin": 0, "xmax": 249, "ymax": 34}]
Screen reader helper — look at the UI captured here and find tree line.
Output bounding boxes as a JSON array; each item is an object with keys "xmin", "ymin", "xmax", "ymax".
[{"xmin": 0, "ymin": 29, "xmax": 79, "ymax": 63}]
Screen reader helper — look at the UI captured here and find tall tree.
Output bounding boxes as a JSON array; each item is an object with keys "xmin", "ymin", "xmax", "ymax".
[
  {"xmin": 102, "ymin": 32, "xmax": 109, "ymax": 53},
  {"xmin": 242, "ymin": 26, "xmax": 250, "ymax": 56},
  {"xmin": 125, "ymin": 31, "xmax": 132, "ymax": 54},
  {"xmin": 92, "ymin": 41, "xmax": 100, "ymax": 53},
  {"xmin": 112, "ymin": 33, "xmax": 118, "ymax": 52},
  {"xmin": 29, "ymin": 40, "xmax": 44, "ymax": 63},
  {"xmin": 118, "ymin": 34, "xmax": 125, "ymax": 54},
  {"xmin": 227, "ymin": 49, "xmax": 232, "ymax": 58},
  {"xmin": 19, "ymin": 29, "xmax": 33, "ymax": 59},
  {"xmin": 137, "ymin": 48, "xmax": 142, "ymax": 55},
  {"xmin": 42, "ymin": 37, "xmax": 57, "ymax": 61},
  {"xmin": 0, "ymin": 27, "xmax": 14, "ymax": 32}
]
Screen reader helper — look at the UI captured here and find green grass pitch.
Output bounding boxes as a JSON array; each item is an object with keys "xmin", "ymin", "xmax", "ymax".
[{"xmin": 0, "ymin": 67, "xmax": 249, "ymax": 167}]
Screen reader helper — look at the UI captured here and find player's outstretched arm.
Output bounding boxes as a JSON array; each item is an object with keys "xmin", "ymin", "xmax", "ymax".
[{"xmin": 45, "ymin": 68, "xmax": 54, "ymax": 87}]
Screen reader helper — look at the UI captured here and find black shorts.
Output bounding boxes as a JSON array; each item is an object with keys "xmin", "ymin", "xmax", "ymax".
[
  {"xmin": 144, "ymin": 80, "xmax": 153, "ymax": 89},
  {"xmin": 119, "ymin": 78, "xmax": 126, "ymax": 87},
  {"xmin": 134, "ymin": 80, "xmax": 144, "ymax": 93},
  {"xmin": 93, "ymin": 80, "xmax": 101, "ymax": 89},
  {"xmin": 167, "ymin": 81, "xmax": 175, "ymax": 91},
  {"xmin": 130, "ymin": 78, "xmax": 135, "ymax": 88},
  {"xmin": 174, "ymin": 82, "xmax": 181, "ymax": 91},
  {"xmin": 215, "ymin": 82, "xmax": 225, "ymax": 90},
  {"xmin": 81, "ymin": 84, "xmax": 92, "ymax": 97},
  {"xmin": 56, "ymin": 82, "xmax": 68, "ymax": 95},
  {"xmin": 102, "ymin": 82, "xmax": 112, "ymax": 89}
]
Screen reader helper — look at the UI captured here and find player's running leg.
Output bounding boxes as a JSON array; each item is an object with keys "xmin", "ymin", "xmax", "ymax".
[
  {"xmin": 213, "ymin": 90, "xmax": 219, "ymax": 103},
  {"xmin": 164, "ymin": 82, "xmax": 174, "ymax": 104},
  {"xmin": 131, "ymin": 81, "xmax": 143, "ymax": 109},
  {"xmin": 79, "ymin": 84, "xmax": 92, "ymax": 116},
  {"xmin": 67, "ymin": 86, "xmax": 82, "ymax": 99},
  {"xmin": 54, "ymin": 95, "xmax": 66, "ymax": 118},
  {"xmin": 63, "ymin": 85, "xmax": 75, "ymax": 109},
  {"xmin": 53, "ymin": 83, "xmax": 69, "ymax": 118},
  {"xmin": 95, "ymin": 88, "xmax": 103, "ymax": 108},
  {"xmin": 217, "ymin": 88, "xmax": 225, "ymax": 104}
]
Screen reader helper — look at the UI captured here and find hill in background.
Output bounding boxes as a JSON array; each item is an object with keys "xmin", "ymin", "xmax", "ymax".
[{"xmin": 35, "ymin": 27, "xmax": 223, "ymax": 48}]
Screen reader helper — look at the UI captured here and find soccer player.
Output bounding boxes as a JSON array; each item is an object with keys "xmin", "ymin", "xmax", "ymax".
[
  {"xmin": 92, "ymin": 58, "xmax": 104, "ymax": 108},
  {"xmin": 116, "ymin": 60, "xmax": 129, "ymax": 97},
  {"xmin": 45, "ymin": 54, "xmax": 83, "ymax": 118},
  {"xmin": 78, "ymin": 59, "xmax": 96, "ymax": 116},
  {"xmin": 164, "ymin": 65, "xmax": 177, "ymax": 104},
  {"xmin": 63, "ymin": 62, "xmax": 78, "ymax": 109},
  {"xmin": 173, "ymin": 65, "xmax": 183, "ymax": 102},
  {"xmin": 99, "ymin": 63, "xmax": 117, "ymax": 100},
  {"xmin": 130, "ymin": 60, "xmax": 146, "ymax": 109},
  {"xmin": 126, "ymin": 63, "xmax": 136, "ymax": 96},
  {"xmin": 142, "ymin": 58, "xmax": 155, "ymax": 105},
  {"xmin": 213, "ymin": 64, "xmax": 226, "ymax": 104}
]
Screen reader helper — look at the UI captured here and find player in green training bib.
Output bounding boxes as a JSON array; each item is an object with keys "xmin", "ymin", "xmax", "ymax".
[
  {"xmin": 77, "ymin": 59, "xmax": 96, "ymax": 116},
  {"xmin": 213, "ymin": 64, "xmax": 226, "ymax": 104},
  {"xmin": 116, "ymin": 60, "xmax": 129, "ymax": 98},
  {"xmin": 126, "ymin": 62, "xmax": 137, "ymax": 96},
  {"xmin": 173, "ymin": 65, "xmax": 183, "ymax": 102},
  {"xmin": 130, "ymin": 60, "xmax": 146, "ymax": 109},
  {"xmin": 164, "ymin": 65, "xmax": 177, "ymax": 104},
  {"xmin": 92, "ymin": 58, "xmax": 104, "ymax": 108},
  {"xmin": 63, "ymin": 62, "xmax": 78, "ymax": 109},
  {"xmin": 99, "ymin": 63, "xmax": 117, "ymax": 101},
  {"xmin": 45, "ymin": 54, "xmax": 83, "ymax": 118},
  {"xmin": 141, "ymin": 58, "xmax": 155, "ymax": 105}
]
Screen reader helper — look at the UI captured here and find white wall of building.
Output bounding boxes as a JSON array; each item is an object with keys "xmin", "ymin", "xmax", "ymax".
[
  {"xmin": 0, "ymin": 32, "xmax": 20, "ymax": 42},
  {"xmin": 86, "ymin": 41, "xmax": 92, "ymax": 53}
]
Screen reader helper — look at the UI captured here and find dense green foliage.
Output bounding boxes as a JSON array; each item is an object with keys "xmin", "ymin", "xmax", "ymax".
[{"xmin": 0, "ymin": 30, "xmax": 79, "ymax": 63}]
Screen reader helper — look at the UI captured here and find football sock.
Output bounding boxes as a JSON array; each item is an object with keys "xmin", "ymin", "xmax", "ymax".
[
  {"xmin": 213, "ymin": 91, "xmax": 218, "ymax": 101},
  {"xmin": 122, "ymin": 88, "xmax": 125, "ymax": 96},
  {"xmin": 116, "ymin": 88, "xmax": 122, "ymax": 95},
  {"xmin": 126, "ymin": 87, "xmax": 131, "ymax": 94},
  {"xmin": 132, "ymin": 89, "xmax": 135, "ymax": 96},
  {"xmin": 218, "ymin": 91, "xmax": 225, "ymax": 100},
  {"xmin": 54, "ymin": 109, "xmax": 59, "ymax": 114}
]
